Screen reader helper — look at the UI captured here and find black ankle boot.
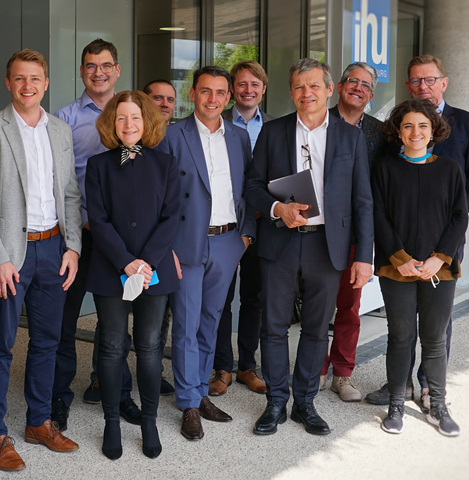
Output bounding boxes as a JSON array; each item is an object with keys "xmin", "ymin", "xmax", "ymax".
[
  {"xmin": 102, "ymin": 420, "xmax": 122, "ymax": 460},
  {"xmin": 141, "ymin": 418, "xmax": 162, "ymax": 459}
]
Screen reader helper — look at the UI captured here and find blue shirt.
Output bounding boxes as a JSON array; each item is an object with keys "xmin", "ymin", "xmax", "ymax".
[
  {"xmin": 54, "ymin": 90, "xmax": 108, "ymax": 225},
  {"xmin": 232, "ymin": 105, "xmax": 263, "ymax": 151}
]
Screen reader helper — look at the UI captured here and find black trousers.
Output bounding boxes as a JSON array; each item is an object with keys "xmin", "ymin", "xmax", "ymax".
[{"xmin": 380, "ymin": 277, "xmax": 455, "ymax": 406}]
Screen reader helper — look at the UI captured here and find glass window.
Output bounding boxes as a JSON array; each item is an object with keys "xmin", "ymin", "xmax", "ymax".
[
  {"xmin": 135, "ymin": 0, "xmax": 200, "ymax": 119},
  {"xmin": 213, "ymin": 0, "xmax": 260, "ymax": 70},
  {"xmin": 310, "ymin": 1, "xmax": 327, "ymax": 62}
]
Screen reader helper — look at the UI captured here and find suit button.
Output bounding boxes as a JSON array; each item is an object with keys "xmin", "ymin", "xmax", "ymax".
[
  {"xmin": 22, "ymin": 227, "xmax": 26, "ymax": 232},
  {"xmin": 184, "ymin": 193, "xmax": 189, "ymax": 198},
  {"xmin": 131, "ymin": 222, "xmax": 137, "ymax": 227},
  {"xmin": 181, "ymin": 216, "xmax": 185, "ymax": 221},
  {"xmin": 181, "ymin": 171, "xmax": 186, "ymax": 176}
]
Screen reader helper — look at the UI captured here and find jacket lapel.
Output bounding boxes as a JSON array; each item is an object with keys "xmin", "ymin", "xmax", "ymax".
[
  {"xmin": 224, "ymin": 122, "xmax": 242, "ymax": 204},
  {"xmin": 182, "ymin": 114, "xmax": 211, "ymax": 194},
  {"xmin": 2, "ymin": 104, "xmax": 28, "ymax": 200},
  {"xmin": 285, "ymin": 113, "xmax": 297, "ymax": 174},
  {"xmin": 324, "ymin": 115, "xmax": 338, "ymax": 182},
  {"xmin": 46, "ymin": 116, "xmax": 64, "ymax": 202},
  {"xmin": 433, "ymin": 103, "xmax": 453, "ymax": 156}
]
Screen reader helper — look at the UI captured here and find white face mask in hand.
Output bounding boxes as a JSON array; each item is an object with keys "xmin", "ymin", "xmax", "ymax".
[{"xmin": 122, "ymin": 264, "xmax": 145, "ymax": 301}]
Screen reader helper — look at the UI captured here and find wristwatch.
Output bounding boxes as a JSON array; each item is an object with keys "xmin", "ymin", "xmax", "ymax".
[{"xmin": 242, "ymin": 235, "xmax": 254, "ymax": 245}]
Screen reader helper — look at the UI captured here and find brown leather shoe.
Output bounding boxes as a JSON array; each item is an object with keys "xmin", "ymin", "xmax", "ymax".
[
  {"xmin": 181, "ymin": 408, "xmax": 204, "ymax": 441},
  {"xmin": 0, "ymin": 435, "xmax": 25, "ymax": 471},
  {"xmin": 208, "ymin": 370, "xmax": 232, "ymax": 396},
  {"xmin": 199, "ymin": 396, "xmax": 232, "ymax": 422},
  {"xmin": 25, "ymin": 420, "xmax": 79, "ymax": 452},
  {"xmin": 236, "ymin": 369, "xmax": 267, "ymax": 394}
]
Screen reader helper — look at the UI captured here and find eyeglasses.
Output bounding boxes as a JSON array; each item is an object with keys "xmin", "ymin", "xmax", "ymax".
[
  {"xmin": 345, "ymin": 77, "xmax": 373, "ymax": 92},
  {"xmin": 408, "ymin": 76, "xmax": 444, "ymax": 87},
  {"xmin": 83, "ymin": 63, "xmax": 117, "ymax": 74},
  {"xmin": 301, "ymin": 145, "xmax": 312, "ymax": 170}
]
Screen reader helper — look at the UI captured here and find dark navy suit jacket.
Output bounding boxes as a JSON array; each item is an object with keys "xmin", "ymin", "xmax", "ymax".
[
  {"xmin": 85, "ymin": 147, "xmax": 181, "ymax": 296},
  {"xmin": 244, "ymin": 112, "xmax": 374, "ymax": 271},
  {"xmin": 157, "ymin": 113, "xmax": 257, "ymax": 267}
]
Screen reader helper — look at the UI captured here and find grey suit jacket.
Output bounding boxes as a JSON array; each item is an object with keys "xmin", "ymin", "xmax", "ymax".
[
  {"xmin": 0, "ymin": 103, "xmax": 82, "ymax": 270},
  {"xmin": 222, "ymin": 106, "xmax": 275, "ymax": 124}
]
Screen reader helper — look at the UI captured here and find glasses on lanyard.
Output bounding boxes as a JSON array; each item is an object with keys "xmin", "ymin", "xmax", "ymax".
[{"xmin": 301, "ymin": 144, "xmax": 312, "ymax": 170}]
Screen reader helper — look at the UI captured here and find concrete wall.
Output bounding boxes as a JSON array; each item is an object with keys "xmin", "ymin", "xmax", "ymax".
[{"xmin": 424, "ymin": 0, "xmax": 469, "ymax": 111}]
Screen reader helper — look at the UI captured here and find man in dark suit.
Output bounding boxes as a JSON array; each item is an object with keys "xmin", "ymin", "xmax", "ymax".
[
  {"xmin": 210, "ymin": 61, "xmax": 274, "ymax": 397},
  {"xmin": 365, "ymin": 55, "xmax": 469, "ymax": 410},
  {"xmin": 244, "ymin": 58, "xmax": 374, "ymax": 436},
  {"xmin": 320, "ymin": 63, "xmax": 387, "ymax": 402},
  {"xmin": 157, "ymin": 66, "xmax": 256, "ymax": 441}
]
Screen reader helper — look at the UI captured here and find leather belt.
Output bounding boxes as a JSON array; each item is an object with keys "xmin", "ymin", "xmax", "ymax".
[
  {"xmin": 297, "ymin": 224, "xmax": 325, "ymax": 233},
  {"xmin": 208, "ymin": 223, "xmax": 236, "ymax": 236},
  {"xmin": 27, "ymin": 225, "xmax": 60, "ymax": 241}
]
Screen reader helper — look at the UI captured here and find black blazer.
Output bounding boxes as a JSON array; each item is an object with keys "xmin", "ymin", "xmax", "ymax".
[
  {"xmin": 244, "ymin": 112, "xmax": 374, "ymax": 271},
  {"xmin": 329, "ymin": 104, "xmax": 387, "ymax": 168},
  {"xmin": 85, "ymin": 147, "xmax": 181, "ymax": 296}
]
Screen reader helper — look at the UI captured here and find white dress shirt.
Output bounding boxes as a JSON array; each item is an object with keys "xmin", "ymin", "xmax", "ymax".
[
  {"xmin": 13, "ymin": 106, "xmax": 58, "ymax": 231},
  {"xmin": 295, "ymin": 111, "xmax": 328, "ymax": 225},
  {"xmin": 194, "ymin": 113, "xmax": 237, "ymax": 226}
]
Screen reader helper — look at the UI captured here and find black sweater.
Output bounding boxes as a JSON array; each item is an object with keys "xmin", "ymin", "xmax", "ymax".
[{"xmin": 371, "ymin": 154, "xmax": 468, "ymax": 279}]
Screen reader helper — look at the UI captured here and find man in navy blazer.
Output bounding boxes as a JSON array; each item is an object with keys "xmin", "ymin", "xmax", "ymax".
[
  {"xmin": 157, "ymin": 66, "xmax": 256, "ymax": 441},
  {"xmin": 366, "ymin": 54, "xmax": 469, "ymax": 409},
  {"xmin": 244, "ymin": 58, "xmax": 373, "ymax": 436}
]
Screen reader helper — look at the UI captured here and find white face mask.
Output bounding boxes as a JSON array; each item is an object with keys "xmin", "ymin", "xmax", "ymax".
[{"xmin": 122, "ymin": 264, "xmax": 145, "ymax": 301}]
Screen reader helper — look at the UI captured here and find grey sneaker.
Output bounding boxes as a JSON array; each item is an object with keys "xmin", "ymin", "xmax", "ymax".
[
  {"xmin": 381, "ymin": 403, "xmax": 405, "ymax": 434},
  {"xmin": 427, "ymin": 404, "xmax": 460, "ymax": 437},
  {"xmin": 365, "ymin": 379, "xmax": 414, "ymax": 405}
]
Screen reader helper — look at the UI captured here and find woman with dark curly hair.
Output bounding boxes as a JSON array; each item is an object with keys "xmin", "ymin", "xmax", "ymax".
[
  {"xmin": 85, "ymin": 90, "xmax": 181, "ymax": 460},
  {"xmin": 373, "ymin": 98, "xmax": 467, "ymax": 436}
]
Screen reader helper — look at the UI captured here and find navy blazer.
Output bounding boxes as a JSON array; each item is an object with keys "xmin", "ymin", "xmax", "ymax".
[
  {"xmin": 435, "ymin": 103, "xmax": 469, "ymax": 203},
  {"xmin": 85, "ymin": 147, "xmax": 181, "ymax": 296},
  {"xmin": 157, "ymin": 113, "xmax": 257, "ymax": 267},
  {"xmin": 244, "ymin": 112, "xmax": 374, "ymax": 271}
]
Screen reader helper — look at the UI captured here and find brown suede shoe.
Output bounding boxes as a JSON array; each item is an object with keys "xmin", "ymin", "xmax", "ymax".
[
  {"xmin": 181, "ymin": 408, "xmax": 204, "ymax": 441},
  {"xmin": 236, "ymin": 369, "xmax": 267, "ymax": 394},
  {"xmin": 25, "ymin": 420, "xmax": 79, "ymax": 452},
  {"xmin": 208, "ymin": 370, "xmax": 232, "ymax": 396},
  {"xmin": 0, "ymin": 435, "xmax": 25, "ymax": 472},
  {"xmin": 199, "ymin": 396, "xmax": 232, "ymax": 422}
]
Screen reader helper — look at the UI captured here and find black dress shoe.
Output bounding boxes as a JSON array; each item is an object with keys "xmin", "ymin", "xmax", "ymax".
[
  {"xmin": 291, "ymin": 402, "xmax": 331, "ymax": 435},
  {"xmin": 253, "ymin": 402, "xmax": 287, "ymax": 435},
  {"xmin": 181, "ymin": 408, "xmax": 204, "ymax": 441},
  {"xmin": 160, "ymin": 377, "xmax": 175, "ymax": 396},
  {"xmin": 51, "ymin": 397, "xmax": 69, "ymax": 432},
  {"xmin": 199, "ymin": 396, "xmax": 232, "ymax": 422},
  {"xmin": 119, "ymin": 398, "xmax": 143, "ymax": 425}
]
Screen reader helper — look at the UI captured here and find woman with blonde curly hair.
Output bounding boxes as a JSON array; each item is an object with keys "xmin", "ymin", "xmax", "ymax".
[{"xmin": 85, "ymin": 90, "xmax": 181, "ymax": 460}]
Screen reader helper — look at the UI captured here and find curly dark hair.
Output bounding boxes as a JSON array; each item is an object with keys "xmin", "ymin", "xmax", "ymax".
[{"xmin": 382, "ymin": 98, "xmax": 450, "ymax": 147}]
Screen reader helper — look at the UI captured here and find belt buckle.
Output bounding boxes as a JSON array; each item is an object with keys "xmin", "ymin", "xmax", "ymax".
[{"xmin": 208, "ymin": 226, "xmax": 222, "ymax": 236}]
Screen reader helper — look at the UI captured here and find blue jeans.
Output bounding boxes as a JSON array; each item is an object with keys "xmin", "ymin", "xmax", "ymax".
[
  {"xmin": 94, "ymin": 292, "xmax": 167, "ymax": 421},
  {"xmin": 380, "ymin": 277, "xmax": 455, "ymax": 406}
]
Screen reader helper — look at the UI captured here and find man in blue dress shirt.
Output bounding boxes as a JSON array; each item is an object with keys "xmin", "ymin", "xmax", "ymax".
[{"xmin": 209, "ymin": 62, "xmax": 275, "ymax": 397}]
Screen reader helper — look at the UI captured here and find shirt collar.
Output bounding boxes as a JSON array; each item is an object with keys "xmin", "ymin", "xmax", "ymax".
[
  {"xmin": 296, "ymin": 110, "xmax": 329, "ymax": 132},
  {"xmin": 80, "ymin": 89, "xmax": 112, "ymax": 112},
  {"xmin": 13, "ymin": 105, "xmax": 49, "ymax": 129},
  {"xmin": 232, "ymin": 105, "xmax": 262, "ymax": 123},
  {"xmin": 194, "ymin": 112, "xmax": 225, "ymax": 136},
  {"xmin": 337, "ymin": 106, "xmax": 364, "ymax": 129}
]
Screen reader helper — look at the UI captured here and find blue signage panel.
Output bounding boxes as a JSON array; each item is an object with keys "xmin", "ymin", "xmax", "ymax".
[{"xmin": 352, "ymin": 0, "xmax": 391, "ymax": 83}]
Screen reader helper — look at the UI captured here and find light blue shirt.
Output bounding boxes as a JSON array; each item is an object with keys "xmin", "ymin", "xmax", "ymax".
[
  {"xmin": 54, "ymin": 90, "xmax": 108, "ymax": 226},
  {"xmin": 232, "ymin": 105, "xmax": 263, "ymax": 151}
]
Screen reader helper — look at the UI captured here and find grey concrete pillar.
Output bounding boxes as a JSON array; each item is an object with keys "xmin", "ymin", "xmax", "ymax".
[{"xmin": 423, "ymin": 0, "xmax": 469, "ymax": 111}]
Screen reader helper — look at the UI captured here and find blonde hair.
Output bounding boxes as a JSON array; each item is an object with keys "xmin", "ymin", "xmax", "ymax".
[{"xmin": 7, "ymin": 49, "xmax": 48, "ymax": 79}]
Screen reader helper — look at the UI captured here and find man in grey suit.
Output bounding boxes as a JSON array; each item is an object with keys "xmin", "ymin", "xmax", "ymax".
[
  {"xmin": 0, "ymin": 49, "xmax": 82, "ymax": 471},
  {"xmin": 244, "ymin": 58, "xmax": 374, "ymax": 436},
  {"xmin": 320, "ymin": 62, "xmax": 387, "ymax": 402},
  {"xmin": 210, "ymin": 61, "xmax": 274, "ymax": 397}
]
